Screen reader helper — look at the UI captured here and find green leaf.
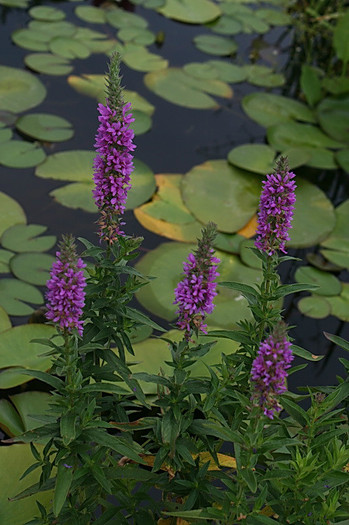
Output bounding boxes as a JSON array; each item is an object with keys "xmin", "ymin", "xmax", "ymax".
[
  {"xmin": 12, "ymin": 29, "xmax": 50, "ymax": 52},
  {"xmin": 24, "ymin": 53, "xmax": 73, "ymax": 76},
  {"xmin": 240, "ymin": 468, "xmax": 257, "ymax": 493},
  {"xmin": 228, "ymin": 144, "xmax": 275, "ymax": 175},
  {"xmin": 36, "ymin": 150, "xmax": 95, "ymax": 181},
  {"xmin": 300, "ymin": 65, "xmax": 323, "ymax": 107},
  {"xmin": 323, "ymin": 332, "xmax": 349, "ymax": 352},
  {"xmin": 84, "ymin": 429, "xmax": 145, "ymax": 464},
  {"xmin": 317, "ymin": 96, "xmax": 349, "ymax": 144},
  {"xmin": 53, "ymin": 462, "xmax": 73, "ymax": 517},
  {"xmin": 10, "ymin": 253, "xmax": 54, "ymax": 286},
  {"xmin": 165, "ymin": 508, "xmax": 223, "ymax": 520},
  {"xmin": 10, "ymin": 391, "xmax": 52, "ymax": 432},
  {"xmin": 298, "ymin": 295, "xmax": 331, "ymax": 319},
  {"xmin": 49, "ymin": 37, "xmax": 90, "ymax": 59},
  {"xmin": 29, "ymin": 6, "xmax": 65, "ymax": 21},
  {"xmin": 60, "ymin": 413, "xmax": 76, "ymax": 446},
  {"xmin": 122, "ymin": 44, "xmax": 168, "ymax": 72},
  {"xmin": 0, "ymin": 192, "xmax": 26, "ymax": 237},
  {"xmin": 16, "ymin": 113, "xmax": 73, "ymax": 143},
  {"xmin": 333, "ymin": 11, "xmax": 349, "ymax": 66},
  {"xmin": 75, "ymin": 5, "xmax": 106, "ymax": 23},
  {"xmin": 12, "ymin": 369, "xmax": 63, "ymax": 390},
  {"xmin": 0, "ymin": 279, "xmax": 43, "ymax": 316},
  {"xmin": 294, "ymin": 266, "xmax": 341, "ymax": 296},
  {"xmin": 291, "ymin": 345, "xmax": 324, "ymax": 361},
  {"xmin": 273, "ymin": 282, "xmax": 318, "ymax": 299},
  {"xmin": 1, "ymin": 224, "xmax": 56, "ymax": 253},
  {"xmin": 106, "ymin": 6, "xmax": 148, "ymax": 29},
  {"xmin": 268, "ymin": 121, "xmax": 344, "ymax": 151},
  {"xmin": 0, "ymin": 141, "xmax": 45, "ymax": 169},
  {"xmin": 157, "ymin": 0, "xmax": 221, "ymax": 24},
  {"xmin": 193, "ymin": 34, "xmax": 237, "ymax": 56},
  {"xmin": 0, "ymin": 399, "xmax": 25, "ymax": 436},
  {"xmin": 280, "ymin": 397, "xmax": 309, "ymax": 426}
]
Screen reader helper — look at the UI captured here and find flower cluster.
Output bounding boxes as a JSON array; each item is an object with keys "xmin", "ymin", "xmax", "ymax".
[
  {"xmin": 46, "ymin": 236, "xmax": 86, "ymax": 336},
  {"xmin": 251, "ymin": 326, "xmax": 294, "ymax": 419},
  {"xmin": 174, "ymin": 223, "xmax": 220, "ymax": 339},
  {"xmin": 255, "ymin": 156, "xmax": 296, "ymax": 255}
]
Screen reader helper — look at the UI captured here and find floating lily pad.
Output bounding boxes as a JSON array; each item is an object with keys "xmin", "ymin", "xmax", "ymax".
[
  {"xmin": 243, "ymin": 65, "xmax": 284, "ymax": 88},
  {"xmin": 144, "ymin": 68, "xmax": 232, "ymax": 109},
  {"xmin": 12, "ymin": 29, "xmax": 50, "ymax": 52},
  {"xmin": 193, "ymin": 34, "xmax": 237, "ymax": 56},
  {"xmin": 305, "ymin": 147, "xmax": 337, "ymax": 170},
  {"xmin": 131, "ymin": 110, "xmax": 152, "ymax": 135},
  {"xmin": 320, "ymin": 248, "xmax": 349, "ymax": 269},
  {"xmin": 336, "ymin": 149, "xmax": 349, "ymax": 173},
  {"xmin": 0, "ymin": 279, "xmax": 43, "ymax": 316},
  {"xmin": 228, "ymin": 144, "xmax": 275, "ymax": 174},
  {"xmin": 0, "ymin": 249, "xmax": 13, "ymax": 273},
  {"xmin": 209, "ymin": 15, "xmax": 242, "ymax": 35},
  {"xmin": 0, "ymin": 66, "xmax": 46, "ymax": 113},
  {"xmin": 317, "ymin": 96, "xmax": 349, "ymax": 144},
  {"xmin": 158, "ymin": 0, "xmax": 221, "ymax": 24},
  {"xmin": 321, "ymin": 200, "xmax": 349, "ymax": 252},
  {"xmin": 239, "ymin": 239, "xmax": 262, "ymax": 269},
  {"xmin": 242, "ymin": 92, "xmax": 316, "ymax": 128},
  {"xmin": 1, "ymin": 224, "xmax": 56, "ymax": 253},
  {"xmin": 0, "ymin": 0, "xmax": 28, "ymax": 6},
  {"xmin": 131, "ymin": 0, "xmax": 165, "ymax": 7},
  {"xmin": 288, "ymin": 179, "xmax": 335, "ymax": 248},
  {"xmin": 298, "ymin": 295, "xmax": 331, "ymax": 319},
  {"xmin": 277, "ymin": 148, "xmax": 312, "ymax": 169},
  {"xmin": 29, "ymin": 6, "xmax": 66, "ymax": 21},
  {"xmin": 306, "ymin": 252, "xmax": 343, "ymax": 273},
  {"xmin": 214, "ymin": 232, "xmax": 244, "ymax": 254},
  {"xmin": 16, "ymin": 113, "xmax": 74, "ymax": 143},
  {"xmin": 49, "ymin": 36, "xmax": 90, "ymax": 59},
  {"xmin": 0, "ymin": 193, "xmax": 26, "ymax": 238},
  {"xmin": 183, "ymin": 62, "xmax": 218, "ymax": 80},
  {"xmin": 0, "ymin": 306, "xmax": 11, "ymax": 333},
  {"xmin": 9, "ymin": 391, "xmax": 51, "ymax": 433},
  {"xmin": 36, "ymin": 150, "xmax": 95, "ymax": 181},
  {"xmin": 75, "ymin": 5, "xmax": 106, "ymax": 23},
  {"xmin": 234, "ymin": 11, "xmax": 270, "ymax": 34},
  {"xmin": 50, "ymin": 182, "xmax": 95, "ymax": 213},
  {"xmin": 10, "ymin": 253, "xmax": 55, "ymax": 286},
  {"xmin": 122, "ymin": 44, "xmax": 168, "ymax": 72},
  {"xmin": 0, "ymin": 128, "xmax": 12, "ymax": 143},
  {"xmin": 326, "ymin": 284, "xmax": 349, "ymax": 322},
  {"xmin": 0, "ymin": 111, "xmax": 16, "ymax": 128},
  {"xmin": 255, "ymin": 8, "xmax": 291, "ymax": 25},
  {"xmin": 28, "ymin": 20, "xmax": 76, "ymax": 38},
  {"xmin": 106, "ymin": 6, "xmax": 148, "ymax": 29},
  {"xmin": 295, "ymin": 266, "xmax": 341, "ymax": 296},
  {"xmin": 24, "ymin": 53, "xmax": 73, "ymax": 76},
  {"xmin": 135, "ymin": 242, "xmax": 262, "ymax": 328},
  {"xmin": 127, "ymin": 158, "xmax": 156, "ymax": 209},
  {"xmin": 81, "ymin": 37, "xmax": 116, "ymax": 54},
  {"xmin": 0, "ymin": 444, "xmax": 54, "ymax": 525},
  {"xmin": 208, "ymin": 60, "xmax": 247, "ymax": 82},
  {"xmin": 0, "ymin": 399, "xmax": 24, "ymax": 436},
  {"xmin": 0, "ymin": 141, "xmax": 45, "ymax": 168},
  {"xmin": 118, "ymin": 27, "xmax": 156, "ymax": 46},
  {"xmin": 267, "ymin": 122, "xmax": 344, "ymax": 151},
  {"xmin": 181, "ymin": 160, "xmax": 260, "ymax": 233}
]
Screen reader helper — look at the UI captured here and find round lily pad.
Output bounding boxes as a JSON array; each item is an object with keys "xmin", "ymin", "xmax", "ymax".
[
  {"xmin": 0, "ymin": 128, "xmax": 12, "ymax": 143},
  {"xmin": 242, "ymin": 92, "xmax": 316, "ymax": 128},
  {"xmin": 122, "ymin": 44, "xmax": 168, "ymax": 72},
  {"xmin": 118, "ymin": 27, "xmax": 156, "ymax": 46},
  {"xmin": 298, "ymin": 295, "xmax": 331, "ymax": 319},
  {"xmin": 326, "ymin": 284, "xmax": 349, "ymax": 322},
  {"xmin": 0, "ymin": 0, "xmax": 28, "ymax": 6},
  {"xmin": 1, "ymin": 224, "xmax": 56, "ymax": 253},
  {"xmin": 295, "ymin": 266, "xmax": 342, "ymax": 296},
  {"xmin": 16, "ymin": 113, "xmax": 74, "ymax": 142},
  {"xmin": 288, "ymin": 179, "xmax": 335, "ymax": 248},
  {"xmin": 193, "ymin": 34, "xmax": 237, "ymax": 56},
  {"xmin": 181, "ymin": 160, "xmax": 260, "ymax": 233},
  {"xmin": 256, "ymin": 8, "xmax": 291, "ymax": 25},
  {"xmin": 317, "ymin": 96, "xmax": 349, "ymax": 144},
  {"xmin": 10, "ymin": 253, "xmax": 55, "ymax": 286},
  {"xmin": 106, "ymin": 7, "xmax": 148, "ymax": 29},
  {"xmin": 131, "ymin": 0, "xmax": 165, "ymax": 6},
  {"xmin": 36, "ymin": 150, "xmax": 95, "ymax": 181},
  {"xmin": 157, "ymin": 0, "xmax": 221, "ymax": 24},
  {"xmin": 131, "ymin": 110, "xmax": 152, "ymax": 135},
  {"xmin": 75, "ymin": 5, "xmax": 106, "ymax": 23},
  {"xmin": 29, "ymin": 6, "xmax": 66, "ymax": 21},
  {"xmin": 320, "ymin": 249, "xmax": 349, "ymax": 269},
  {"xmin": 183, "ymin": 62, "xmax": 218, "ymax": 80},
  {"xmin": 243, "ymin": 65, "xmax": 285, "ymax": 88},
  {"xmin": 228, "ymin": 144, "xmax": 275, "ymax": 174},
  {"xmin": 0, "ymin": 306, "xmax": 11, "ymax": 333},
  {"xmin": 0, "ymin": 325, "xmax": 55, "ymax": 388},
  {"xmin": 10, "ymin": 391, "xmax": 52, "ymax": 432},
  {"xmin": 305, "ymin": 148, "xmax": 337, "ymax": 170},
  {"xmin": 49, "ymin": 37, "xmax": 90, "ymax": 59},
  {"xmin": 0, "ymin": 141, "xmax": 45, "ymax": 168},
  {"xmin": 0, "ymin": 66, "xmax": 46, "ymax": 113},
  {"xmin": 0, "ymin": 249, "xmax": 14, "ymax": 273},
  {"xmin": 28, "ymin": 20, "xmax": 76, "ymax": 38},
  {"xmin": 336, "ymin": 149, "xmax": 349, "ymax": 173},
  {"xmin": 12, "ymin": 29, "xmax": 50, "ymax": 52},
  {"xmin": 209, "ymin": 15, "xmax": 242, "ymax": 35},
  {"xmin": 127, "ymin": 158, "xmax": 156, "ymax": 209},
  {"xmin": 321, "ymin": 199, "xmax": 349, "ymax": 252},
  {"xmin": 267, "ymin": 122, "xmax": 344, "ymax": 151},
  {"xmin": 0, "ymin": 193, "xmax": 26, "ymax": 238},
  {"xmin": 0, "ymin": 279, "xmax": 43, "ymax": 316},
  {"xmin": 50, "ymin": 182, "xmax": 95, "ymax": 213},
  {"xmin": 208, "ymin": 60, "xmax": 247, "ymax": 82},
  {"xmin": 24, "ymin": 53, "xmax": 73, "ymax": 76},
  {"xmin": 0, "ymin": 399, "xmax": 24, "ymax": 436}
]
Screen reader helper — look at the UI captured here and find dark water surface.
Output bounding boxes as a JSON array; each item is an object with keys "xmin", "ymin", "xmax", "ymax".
[{"xmin": 0, "ymin": 0, "xmax": 348, "ymax": 393}]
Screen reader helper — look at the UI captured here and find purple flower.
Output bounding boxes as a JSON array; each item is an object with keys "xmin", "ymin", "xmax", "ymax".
[
  {"xmin": 46, "ymin": 236, "xmax": 86, "ymax": 336},
  {"xmin": 174, "ymin": 223, "xmax": 220, "ymax": 340},
  {"xmin": 255, "ymin": 156, "xmax": 296, "ymax": 255},
  {"xmin": 251, "ymin": 325, "xmax": 294, "ymax": 419}
]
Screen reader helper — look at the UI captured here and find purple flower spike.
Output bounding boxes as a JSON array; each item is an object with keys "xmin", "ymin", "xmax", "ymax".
[
  {"xmin": 92, "ymin": 53, "xmax": 136, "ymax": 242},
  {"xmin": 174, "ymin": 223, "xmax": 220, "ymax": 340},
  {"xmin": 251, "ymin": 324, "xmax": 294, "ymax": 419},
  {"xmin": 255, "ymin": 156, "xmax": 296, "ymax": 255},
  {"xmin": 46, "ymin": 235, "xmax": 86, "ymax": 336}
]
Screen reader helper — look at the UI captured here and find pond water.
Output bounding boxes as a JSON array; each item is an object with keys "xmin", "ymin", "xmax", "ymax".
[{"xmin": 0, "ymin": 0, "xmax": 348, "ymax": 403}]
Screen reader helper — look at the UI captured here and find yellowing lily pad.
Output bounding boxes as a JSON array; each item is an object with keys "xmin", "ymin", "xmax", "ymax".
[
  {"xmin": 0, "ymin": 66, "xmax": 46, "ymax": 113},
  {"xmin": 1, "ymin": 224, "xmax": 56, "ymax": 252},
  {"xmin": 16, "ymin": 113, "xmax": 74, "ymax": 142},
  {"xmin": 158, "ymin": 0, "xmax": 221, "ymax": 24},
  {"xmin": 24, "ymin": 53, "xmax": 73, "ymax": 76},
  {"xmin": 181, "ymin": 160, "xmax": 260, "ymax": 233},
  {"xmin": 0, "ymin": 193, "xmax": 26, "ymax": 238}
]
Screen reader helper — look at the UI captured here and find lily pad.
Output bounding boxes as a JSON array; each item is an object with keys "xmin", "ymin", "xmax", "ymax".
[
  {"xmin": 267, "ymin": 122, "xmax": 344, "ymax": 151},
  {"xmin": 317, "ymin": 96, "xmax": 349, "ymax": 144},
  {"xmin": 0, "ymin": 444, "xmax": 54, "ymax": 525},
  {"xmin": 12, "ymin": 29, "xmax": 50, "ymax": 52},
  {"xmin": 0, "ymin": 249, "xmax": 15, "ymax": 273},
  {"xmin": 243, "ymin": 65, "xmax": 284, "ymax": 88},
  {"xmin": 181, "ymin": 160, "xmax": 260, "ymax": 233},
  {"xmin": 75, "ymin": 5, "xmax": 106, "ymax": 23},
  {"xmin": 288, "ymin": 179, "xmax": 335, "ymax": 249},
  {"xmin": 1, "ymin": 224, "xmax": 56, "ymax": 252},
  {"xmin": 24, "ymin": 53, "xmax": 73, "ymax": 76},
  {"xmin": 305, "ymin": 147, "xmax": 337, "ymax": 170},
  {"xmin": 106, "ymin": 6, "xmax": 148, "ymax": 29},
  {"xmin": 0, "ymin": 128, "xmax": 12, "ymax": 143},
  {"xmin": 239, "ymin": 239, "xmax": 262, "ymax": 269},
  {"xmin": 0, "ymin": 66, "xmax": 46, "ymax": 113},
  {"xmin": 193, "ymin": 34, "xmax": 237, "ymax": 56},
  {"xmin": 228, "ymin": 144, "xmax": 275, "ymax": 174},
  {"xmin": 336, "ymin": 149, "xmax": 349, "ymax": 173},
  {"xmin": 321, "ymin": 200, "xmax": 349, "ymax": 252},
  {"xmin": 10, "ymin": 391, "xmax": 52, "ymax": 432},
  {"xmin": 0, "ymin": 325, "xmax": 55, "ymax": 388},
  {"xmin": 29, "ymin": 6, "xmax": 66, "ymax": 21},
  {"xmin": 208, "ymin": 60, "xmax": 247, "ymax": 82},
  {"xmin": 135, "ymin": 242, "xmax": 262, "ymax": 328},
  {"xmin": 36, "ymin": 150, "xmax": 95, "ymax": 181},
  {"xmin": 0, "ymin": 193, "xmax": 26, "ymax": 238},
  {"xmin": 0, "ymin": 399, "xmax": 24, "ymax": 436},
  {"xmin": 28, "ymin": 20, "xmax": 76, "ymax": 38},
  {"xmin": 122, "ymin": 44, "xmax": 168, "ymax": 72},
  {"xmin": 127, "ymin": 159, "xmax": 156, "ymax": 209},
  {"xmin": 255, "ymin": 8, "xmax": 291, "ymax": 25},
  {"xmin": 0, "ymin": 279, "xmax": 43, "ymax": 316},
  {"xmin": 0, "ymin": 141, "xmax": 46, "ymax": 169},
  {"xmin": 242, "ymin": 92, "xmax": 316, "ymax": 128},
  {"xmin": 118, "ymin": 27, "xmax": 156, "ymax": 46},
  {"xmin": 0, "ymin": 0, "xmax": 28, "ymax": 6},
  {"xmin": 298, "ymin": 295, "xmax": 331, "ymax": 319},
  {"xmin": 131, "ymin": 110, "xmax": 152, "ymax": 135},
  {"xmin": 49, "ymin": 37, "xmax": 90, "ymax": 59},
  {"xmin": 209, "ymin": 15, "xmax": 242, "ymax": 35},
  {"xmin": 320, "ymin": 249, "xmax": 349, "ymax": 269},
  {"xmin": 183, "ymin": 62, "xmax": 218, "ymax": 80},
  {"xmin": 16, "ymin": 113, "xmax": 74, "ymax": 143},
  {"xmin": 157, "ymin": 0, "xmax": 221, "ymax": 24},
  {"xmin": 326, "ymin": 284, "xmax": 349, "ymax": 322},
  {"xmin": 50, "ymin": 182, "xmax": 95, "ymax": 213},
  {"xmin": 10, "ymin": 253, "xmax": 55, "ymax": 286},
  {"xmin": 0, "ymin": 306, "xmax": 11, "ymax": 333},
  {"xmin": 294, "ymin": 266, "xmax": 342, "ymax": 297}
]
